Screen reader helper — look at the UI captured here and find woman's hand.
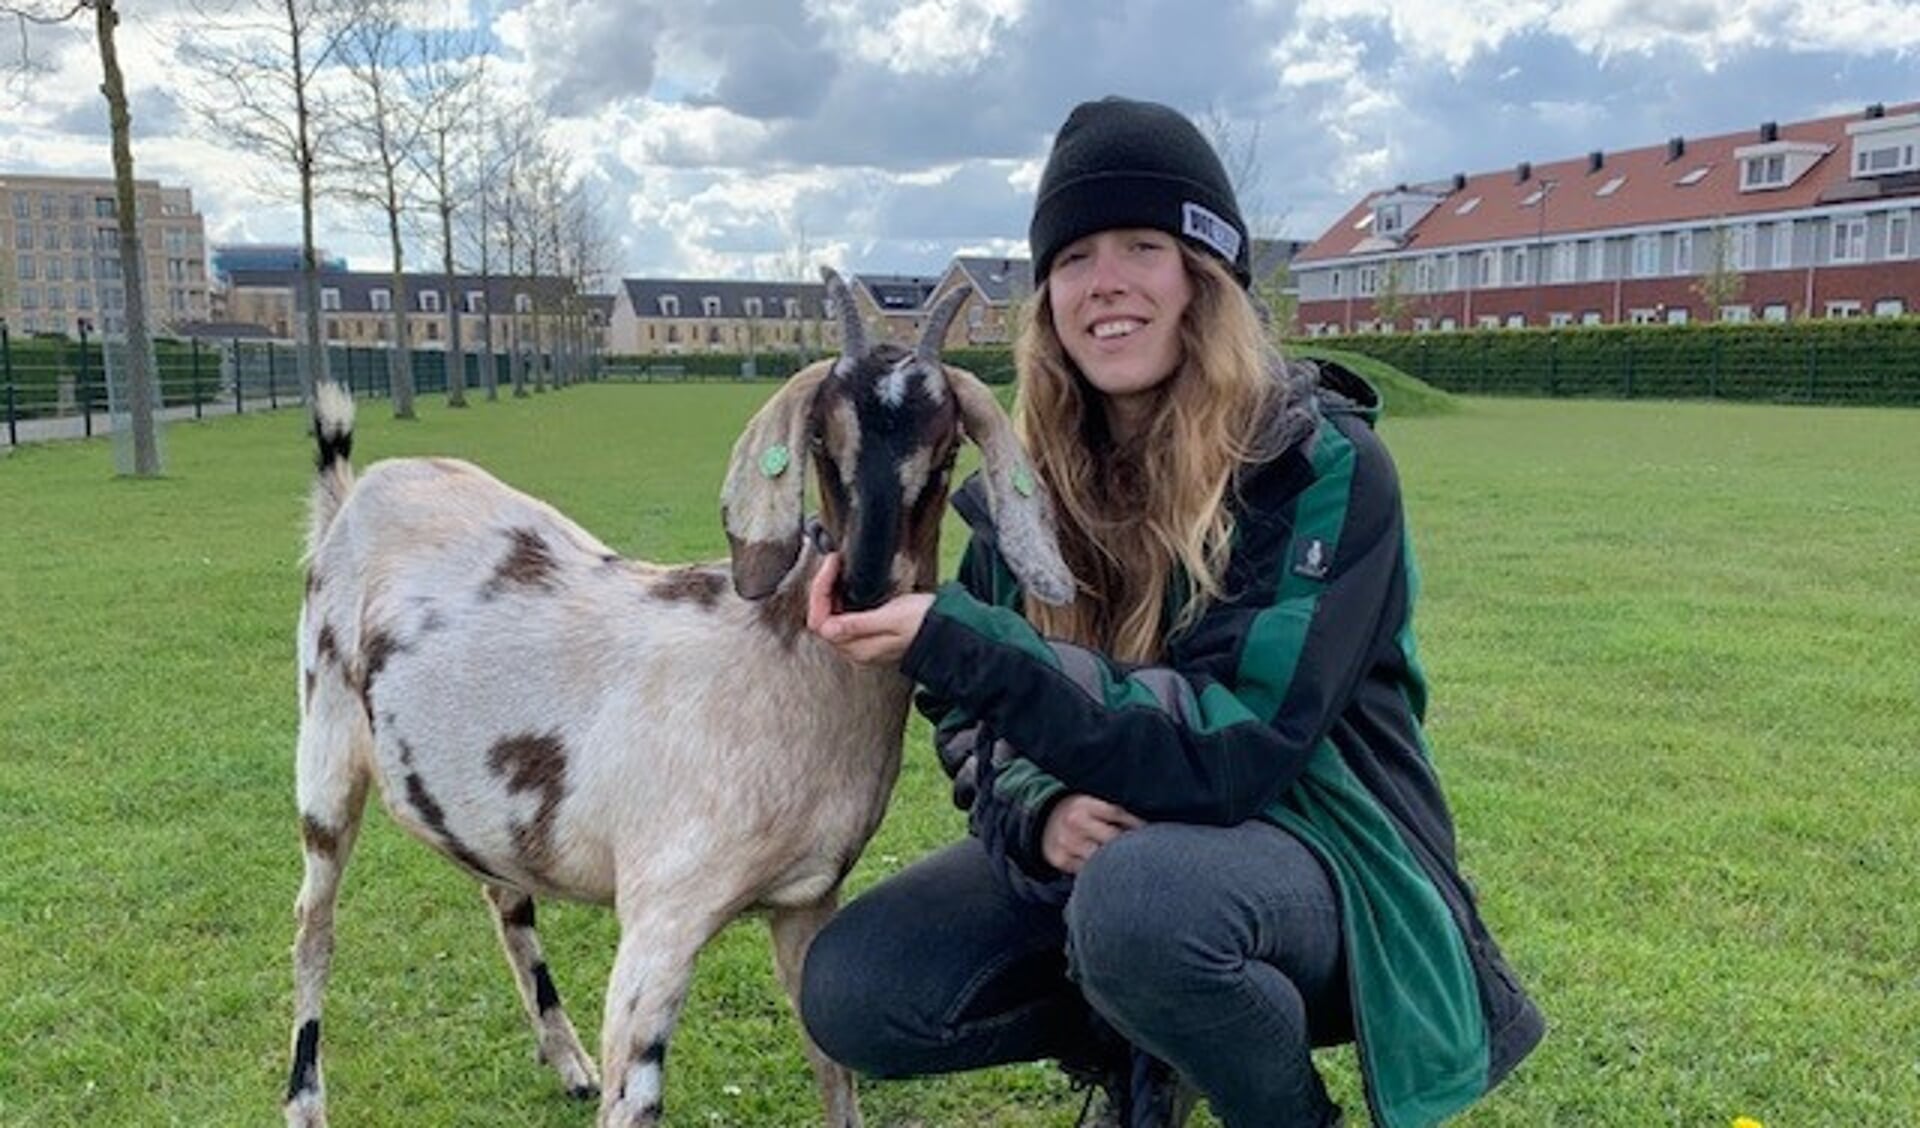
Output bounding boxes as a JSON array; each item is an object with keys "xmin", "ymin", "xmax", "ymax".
[
  {"xmin": 806, "ymin": 552, "xmax": 934, "ymax": 667},
  {"xmin": 1041, "ymin": 794, "xmax": 1144, "ymax": 874}
]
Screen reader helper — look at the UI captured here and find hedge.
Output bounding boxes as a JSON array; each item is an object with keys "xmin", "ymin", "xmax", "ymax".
[{"xmin": 1304, "ymin": 318, "xmax": 1920, "ymax": 406}]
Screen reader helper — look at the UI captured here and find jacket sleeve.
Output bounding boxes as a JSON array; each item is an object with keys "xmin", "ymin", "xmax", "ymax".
[
  {"xmin": 902, "ymin": 416, "xmax": 1408, "ymax": 826},
  {"xmin": 916, "ymin": 533, "xmax": 1073, "ymax": 879}
]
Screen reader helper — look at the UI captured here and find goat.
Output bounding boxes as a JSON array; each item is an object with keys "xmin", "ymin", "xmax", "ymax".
[{"xmin": 283, "ymin": 267, "xmax": 1074, "ymax": 1128}]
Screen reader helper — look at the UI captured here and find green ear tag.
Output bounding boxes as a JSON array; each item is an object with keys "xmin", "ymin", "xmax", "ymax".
[
  {"xmin": 1012, "ymin": 466, "xmax": 1036, "ymax": 498},
  {"xmin": 759, "ymin": 445, "xmax": 791, "ymax": 478}
]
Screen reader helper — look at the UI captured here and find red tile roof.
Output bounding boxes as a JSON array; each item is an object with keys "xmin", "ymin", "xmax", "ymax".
[{"xmin": 1296, "ymin": 102, "xmax": 1920, "ymax": 264}]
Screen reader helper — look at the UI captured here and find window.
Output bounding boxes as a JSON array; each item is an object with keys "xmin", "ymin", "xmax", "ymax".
[
  {"xmin": 1586, "ymin": 240, "xmax": 1605, "ymax": 281},
  {"xmin": 1548, "ymin": 312, "xmax": 1572, "ymax": 327},
  {"xmin": 1454, "ymin": 196, "xmax": 1480, "ymax": 216},
  {"xmin": 9, "ymin": 194, "xmax": 27, "ymax": 218},
  {"xmin": 13, "ymin": 224, "xmax": 31, "ymax": 250},
  {"xmin": 1855, "ymin": 143, "xmax": 1918, "ymax": 176},
  {"xmin": 93, "ymin": 196, "xmax": 116, "ymax": 217},
  {"xmin": 1375, "ymin": 205, "xmax": 1401, "ymax": 234},
  {"xmin": 1874, "ymin": 298, "xmax": 1905, "ymax": 317},
  {"xmin": 370, "ymin": 288, "xmax": 392, "ymax": 312},
  {"xmin": 47, "ymin": 285, "xmax": 65, "ymax": 309},
  {"xmin": 45, "ymin": 257, "xmax": 63, "ymax": 282},
  {"xmin": 1743, "ymin": 154, "xmax": 1787, "ymax": 188},
  {"xmin": 1511, "ymin": 246, "xmax": 1528, "ymax": 285},
  {"xmin": 1887, "ymin": 211, "xmax": 1910, "ymax": 259},
  {"xmin": 75, "ymin": 286, "xmax": 92, "ymax": 310},
  {"xmin": 701, "ymin": 296, "xmax": 721, "ymax": 317},
  {"xmin": 1505, "ymin": 313, "xmax": 1525, "ymax": 329},
  {"xmin": 1596, "ymin": 175, "xmax": 1626, "ymax": 197},
  {"xmin": 1413, "ymin": 317, "xmax": 1432, "ymax": 332},
  {"xmin": 1357, "ymin": 266, "xmax": 1378, "ymax": 296},
  {"xmin": 466, "ymin": 290, "xmax": 485, "ymax": 313},
  {"xmin": 1732, "ymin": 224, "xmax": 1758, "ymax": 270},
  {"xmin": 1676, "ymin": 166, "xmax": 1711, "ymax": 186},
  {"xmin": 1674, "ymin": 231, "xmax": 1693, "ymax": 274},
  {"xmin": 1720, "ymin": 305, "xmax": 1752, "ymax": 322},
  {"xmin": 1439, "ymin": 316, "xmax": 1457, "ymax": 331},
  {"xmin": 1580, "ymin": 311, "xmax": 1603, "ymax": 326},
  {"xmin": 419, "ymin": 290, "xmax": 443, "ymax": 313},
  {"xmin": 17, "ymin": 285, "xmax": 37, "ymax": 310},
  {"xmin": 1330, "ymin": 271, "xmax": 1343, "ymax": 297},
  {"xmin": 744, "ymin": 297, "xmax": 763, "ymax": 318},
  {"xmin": 1477, "ymin": 250, "xmax": 1498, "ymax": 287},
  {"xmin": 1414, "ymin": 258, "xmax": 1434, "ymax": 292},
  {"xmin": 1445, "ymin": 255, "xmax": 1460, "ymax": 290},
  {"xmin": 1770, "ymin": 222, "xmax": 1793, "ymax": 268},
  {"xmin": 1628, "ymin": 308, "xmax": 1659, "ymax": 324},
  {"xmin": 326, "ymin": 321, "xmax": 341, "ymax": 341},
  {"xmin": 1666, "ymin": 307, "xmax": 1689, "ymax": 325},
  {"xmin": 72, "ymin": 256, "xmax": 88, "ymax": 281},
  {"xmin": 425, "ymin": 321, "xmax": 440, "ymax": 341},
  {"xmin": 1824, "ymin": 300, "xmax": 1862, "ymax": 319},
  {"xmin": 658, "ymin": 294, "xmax": 680, "ymax": 317},
  {"xmin": 1476, "ymin": 315, "xmax": 1500, "ymax": 330},
  {"xmin": 16, "ymin": 253, "xmax": 34, "ymax": 280},
  {"xmin": 1552, "ymin": 242, "xmax": 1577, "ymax": 282},
  {"xmin": 515, "ymin": 293, "xmax": 534, "ymax": 314},
  {"xmin": 1632, "ymin": 234, "xmax": 1659, "ymax": 277},
  {"xmin": 1831, "ymin": 217, "xmax": 1867, "ymax": 263},
  {"xmin": 784, "ymin": 298, "xmax": 801, "ymax": 319},
  {"xmin": 320, "ymin": 287, "xmax": 341, "ymax": 311}
]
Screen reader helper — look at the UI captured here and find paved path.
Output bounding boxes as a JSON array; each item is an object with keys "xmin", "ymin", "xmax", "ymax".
[{"xmin": 3, "ymin": 394, "xmax": 305, "ymax": 447}]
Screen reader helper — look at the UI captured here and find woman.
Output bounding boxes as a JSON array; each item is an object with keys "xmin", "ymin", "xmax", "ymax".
[{"xmin": 801, "ymin": 96, "xmax": 1543, "ymax": 1128}]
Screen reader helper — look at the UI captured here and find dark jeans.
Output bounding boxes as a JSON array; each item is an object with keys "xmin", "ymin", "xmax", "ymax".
[{"xmin": 801, "ymin": 821, "xmax": 1351, "ymax": 1128}]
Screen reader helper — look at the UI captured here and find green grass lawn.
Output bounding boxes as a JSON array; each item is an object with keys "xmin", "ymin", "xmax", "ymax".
[{"xmin": 2, "ymin": 384, "xmax": 1915, "ymax": 1127}]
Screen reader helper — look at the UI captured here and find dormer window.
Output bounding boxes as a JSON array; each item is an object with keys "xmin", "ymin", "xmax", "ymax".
[
  {"xmin": 320, "ymin": 287, "xmax": 341, "ymax": 312},
  {"xmin": 1846, "ymin": 111, "xmax": 1920, "ymax": 179},
  {"xmin": 514, "ymin": 293, "xmax": 533, "ymax": 314},
  {"xmin": 701, "ymin": 295, "xmax": 721, "ymax": 317},
  {"xmin": 1374, "ymin": 205, "xmax": 1401, "ymax": 235},
  {"xmin": 1743, "ymin": 154, "xmax": 1786, "ymax": 189},
  {"xmin": 658, "ymin": 295, "xmax": 680, "ymax": 317},
  {"xmin": 744, "ymin": 297, "xmax": 763, "ymax": 317},
  {"xmin": 370, "ymin": 288, "xmax": 392, "ymax": 312},
  {"xmin": 418, "ymin": 290, "xmax": 442, "ymax": 313},
  {"xmin": 784, "ymin": 297, "xmax": 801, "ymax": 319},
  {"xmin": 1855, "ymin": 142, "xmax": 1917, "ymax": 176}
]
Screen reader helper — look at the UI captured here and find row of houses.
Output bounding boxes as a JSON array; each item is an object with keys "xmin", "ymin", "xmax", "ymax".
[{"xmin": 1292, "ymin": 101, "xmax": 1920, "ymax": 333}]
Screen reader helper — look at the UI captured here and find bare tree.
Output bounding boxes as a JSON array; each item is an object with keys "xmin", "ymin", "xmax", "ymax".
[
  {"xmin": 406, "ymin": 18, "xmax": 483, "ymax": 406},
  {"xmin": 458, "ymin": 101, "xmax": 537, "ymax": 400},
  {"xmin": 183, "ymin": 0, "xmax": 350, "ymax": 403},
  {"xmin": 4, "ymin": 0, "xmax": 160, "ymax": 474},
  {"xmin": 1693, "ymin": 225, "xmax": 1745, "ymax": 319},
  {"xmin": 1372, "ymin": 261, "xmax": 1412, "ymax": 333},
  {"xmin": 333, "ymin": 0, "xmax": 423, "ymax": 418}
]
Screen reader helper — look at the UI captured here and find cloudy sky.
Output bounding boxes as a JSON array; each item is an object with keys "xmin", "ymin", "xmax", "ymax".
[{"xmin": 2, "ymin": 0, "xmax": 1916, "ymax": 285}]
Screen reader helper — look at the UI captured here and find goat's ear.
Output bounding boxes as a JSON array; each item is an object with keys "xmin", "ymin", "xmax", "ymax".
[
  {"xmin": 943, "ymin": 366, "xmax": 1077, "ymax": 606},
  {"xmin": 723, "ymin": 362, "xmax": 832, "ymax": 600}
]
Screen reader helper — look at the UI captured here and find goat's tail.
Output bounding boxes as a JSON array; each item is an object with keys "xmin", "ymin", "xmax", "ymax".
[{"xmin": 306, "ymin": 381, "xmax": 357, "ymax": 557}]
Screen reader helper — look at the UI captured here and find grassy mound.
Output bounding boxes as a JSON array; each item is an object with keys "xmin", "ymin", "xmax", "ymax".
[{"xmin": 1287, "ymin": 342, "xmax": 1459, "ymax": 418}]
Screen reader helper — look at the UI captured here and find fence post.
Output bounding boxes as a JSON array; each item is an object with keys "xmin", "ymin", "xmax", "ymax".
[
  {"xmin": 267, "ymin": 344, "xmax": 279, "ymax": 410},
  {"xmin": 1805, "ymin": 336, "xmax": 1816, "ymax": 402},
  {"xmin": 1623, "ymin": 334, "xmax": 1635, "ymax": 399},
  {"xmin": 1709, "ymin": 332, "xmax": 1721, "ymax": 399},
  {"xmin": 1547, "ymin": 332, "xmax": 1558, "ymax": 397},
  {"xmin": 234, "ymin": 340, "xmax": 245, "ymax": 415},
  {"xmin": 2, "ymin": 323, "xmax": 14, "ymax": 447},
  {"xmin": 79, "ymin": 320, "xmax": 94, "ymax": 437},
  {"xmin": 190, "ymin": 338, "xmax": 203, "ymax": 419}
]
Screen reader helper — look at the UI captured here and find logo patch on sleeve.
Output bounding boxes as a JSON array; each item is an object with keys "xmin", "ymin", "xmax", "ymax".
[
  {"xmin": 1182, "ymin": 202, "xmax": 1243, "ymax": 263},
  {"xmin": 1292, "ymin": 538, "xmax": 1331, "ymax": 580}
]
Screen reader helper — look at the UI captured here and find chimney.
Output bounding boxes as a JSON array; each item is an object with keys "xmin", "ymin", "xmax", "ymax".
[
  {"xmin": 1866, "ymin": 103, "xmax": 1886, "ymax": 120},
  {"xmin": 1451, "ymin": 172, "xmax": 1466, "ymax": 192},
  {"xmin": 1666, "ymin": 136, "xmax": 1685, "ymax": 162},
  {"xmin": 1588, "ymin": 150, "xmax": 1604, "ymax": 174},
  {"xmin": 1516, "ymin": 160, "xmax": 1532, "ymax": 183},
  {"xmin": 1760, "ymin": 121, "xmax": 1778, "ymax": 142}
]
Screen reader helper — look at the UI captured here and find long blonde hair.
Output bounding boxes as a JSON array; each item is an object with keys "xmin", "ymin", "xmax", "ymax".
[{"xmin": 1014, "ymin": 245, "xmax": 1277, "ymax": 662}]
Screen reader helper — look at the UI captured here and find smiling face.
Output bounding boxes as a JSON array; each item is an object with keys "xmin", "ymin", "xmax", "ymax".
[{"xmin": 1046, "ymin": 228, "xmax": 1194, "ymax": 435}]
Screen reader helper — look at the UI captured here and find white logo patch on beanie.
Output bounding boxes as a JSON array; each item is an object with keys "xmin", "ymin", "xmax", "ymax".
[{"xmin": 1182, "ymin": 202, "xmax": 1243, "ymax": 264}]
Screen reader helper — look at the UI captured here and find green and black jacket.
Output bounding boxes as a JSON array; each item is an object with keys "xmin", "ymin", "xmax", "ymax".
[{"xmin": 901, "ymin": 363, "xmax": 1544, "ymax": 1128}]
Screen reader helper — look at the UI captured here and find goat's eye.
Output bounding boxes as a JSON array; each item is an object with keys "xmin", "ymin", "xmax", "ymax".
[{"xmin": 810, "ymin": 433, "xmax": 825, "ymax": 451}]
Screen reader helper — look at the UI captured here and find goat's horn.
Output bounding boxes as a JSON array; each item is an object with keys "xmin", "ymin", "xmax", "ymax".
[
  {"xmin": 820, "ymin": 266, "xmax": 866, "ymax": 360},
  {"xmin": 916, "ymin": 286, "xmax": 970, "ymax": 365}
]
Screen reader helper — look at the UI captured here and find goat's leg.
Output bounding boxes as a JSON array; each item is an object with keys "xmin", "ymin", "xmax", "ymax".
[
  {"xmin": 284, "ymin": 715, "xmax": 371, "ymax": 1128},
  {"xmin": 769, "ymin": 897, "xmax": 862, "ymax": 1128},
  {"xmin": 596, "ymin": 903, "xmax": 722, "ymax": 1128},
  {"xmin": 481, "ymin": 885, "xmax": 601, "ymax": 1099}
]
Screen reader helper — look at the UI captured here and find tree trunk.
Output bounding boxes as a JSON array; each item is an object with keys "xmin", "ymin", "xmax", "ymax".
[
  {"xmin": 387, "ymin": 207, "xmax": 413, "ymax": 418},
  {"xmin": 477, "ymin": 189, "xmax": 497, "ymax": 401},
  {"xmin": 95, "ymin": 0, "xmax": 157, "ymax": 475},
  {"xmin": 441, "ymin": 201, "xmax": 465, "ymax": 406},
  {"xmin": 290, "ymin": 0, "xmax": 328, "ymax": 403}
]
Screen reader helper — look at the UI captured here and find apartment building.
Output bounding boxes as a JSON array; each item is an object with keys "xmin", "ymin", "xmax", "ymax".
[
  {"xmin": 223, "ymin": 269, "xmax": 605, "ymax": 355},
  {"xmin": 0, "ymin": 173, "xmax": 211, "ymax": 337}
]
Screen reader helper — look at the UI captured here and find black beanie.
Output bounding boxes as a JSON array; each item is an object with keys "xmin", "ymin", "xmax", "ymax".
[{"xmin": 1029, "ymin": 96, "xmax": 1251, "ymax": 288}]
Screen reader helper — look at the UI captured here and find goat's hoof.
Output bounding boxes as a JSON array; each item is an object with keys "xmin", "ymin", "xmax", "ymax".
[{"xmin": 568, "ymin": 1082, "xmax": 601, "ymax": 1101}]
